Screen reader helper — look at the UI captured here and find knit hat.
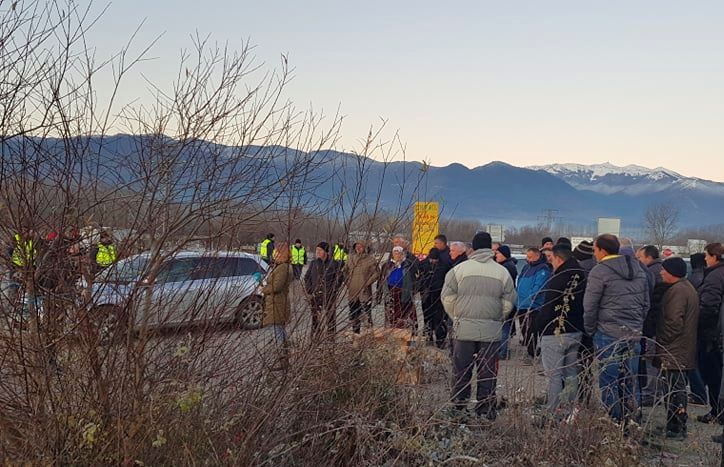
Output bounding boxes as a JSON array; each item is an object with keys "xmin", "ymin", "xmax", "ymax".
[
  {"xmin": 541, "ymin": 237, "xmax": 553, "ymax": 246},
  {"xmin": 427, "ymin": 247, "xmax": 440, "ymax": 260},
  {"xmin": 472, "ymin": 232, "xmax": 492, "ymax": 250},
  {"xmin": 573, "ymin": 241, "xmax": 593, "ymax": 262},
  {"xmin": 316, "ymin": 241, "xmax": 330, "ymax": 253},
  {"xmin": 556, "ymin": 237, "xmax": 572, "ymax": 249},
  {"xmin": 663, "ymin": 257, "xmax": 687, "ymax": 278},
  {"xmin": 497, "ymin": 245, "xmax": 512, "ymax": 259}
]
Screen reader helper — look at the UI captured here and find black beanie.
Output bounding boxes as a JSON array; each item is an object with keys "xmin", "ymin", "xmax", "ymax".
[
  {"xmin": 662, "ymin": 257, "xmax": 687, "ymax": 278},
  {"xmin": 472, "ymin": 232, "xmax": 492, "ymax": 250},
  {"xmin": 556, "ymin": 237, "xmax": 572, "ymax": 249},
  {"xmin": 428, "ymin": 247, "xmax": 440, "ymax": 260},
  {"xmin": 497, "ymin": 245, "xmax": 512, "ymax": 259},
  {"xmin": 317, "ymin": 241, "xmax": 330, "ymax": 253},
  {"xmin": 541, "ymin": 237, "xmax": 553, "ymax": 246}
]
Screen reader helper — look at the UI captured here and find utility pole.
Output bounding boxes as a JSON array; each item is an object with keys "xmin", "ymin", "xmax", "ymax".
[{"xmin": 537, "ymin": 209, "xmax": 560, "ymax": 233}]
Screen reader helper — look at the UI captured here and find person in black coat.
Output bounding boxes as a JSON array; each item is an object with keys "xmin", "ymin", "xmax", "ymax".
[
  {"xmin": 419, "ymin": 247, "xmax": 451, "ymax": 347},
  {"xmin": 303, "ymin": 242, "xmax": 344, "ymax": 339},
  {"xmin": 696, "ymin": 243, "xmax": 724, "ymax": 424},
  {"xmin": 535, "ymin": 245, "xmax": 586, "ymax": 411},
  {"xmin": 496, "ymin": 245, "xmax": 518, "ymax": 359}
]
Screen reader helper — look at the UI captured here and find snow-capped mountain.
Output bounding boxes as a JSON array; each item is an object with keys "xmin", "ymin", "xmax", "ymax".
[{"xmin": 528, "ymin": 162, "xmax": 724, "ymax": 197}]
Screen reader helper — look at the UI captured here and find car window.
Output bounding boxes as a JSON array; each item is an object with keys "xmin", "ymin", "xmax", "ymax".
[
  {"xmin": 235, "ymin": 257, "xmax": 264, "ymax": 276},
  {"xmin": 189, "ymin": 257, "xmax": 263, "ymax": 280},
  {"xmin": 102, "ymin": 256, "xmax": 149, "ymax": 283},
  {"xmin": 156, "ymin": 258, "xmax": 199, "ymax": 284}
]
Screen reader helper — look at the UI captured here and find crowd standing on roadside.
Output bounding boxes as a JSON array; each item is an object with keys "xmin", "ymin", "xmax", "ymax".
[
  {"xmin": 7, "ymin": 223, "xmax": 724, "ymax": 444},
  {"xmin": 257, "ymin": 230, "xmax": 724, "ymax": 441}
]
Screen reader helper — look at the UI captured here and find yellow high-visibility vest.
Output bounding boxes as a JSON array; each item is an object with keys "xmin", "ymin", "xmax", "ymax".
[
  {"xmin": 333, "ymin": 245, "xmax": 348, "ymax": 262},
  {"xmin": 96, "ymin": 243, "xmax": 117, "ymax": 267},
  {"xmin": 290, "ymin": 246, "xmax": 306, "ymax": 265},
  {"xmin": 260, "ymin": 239, "xmax": 272, "ymax": 258},
  {"xmin": 11, "ymin": 234, "xmax": 35, "ymax": 267}
]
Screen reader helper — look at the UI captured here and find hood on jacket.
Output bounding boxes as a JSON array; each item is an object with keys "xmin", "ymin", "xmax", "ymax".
[
  {"xmin": 527, "ymin": 255, "xmax": 547, "ymax": 268},
  {"xmin": 469, "ymin": 249, "xmax": 495, "ymax": 263},
  {"xmin": 600, "ymin": 255, "xmax": 638, "ymax": 281}
]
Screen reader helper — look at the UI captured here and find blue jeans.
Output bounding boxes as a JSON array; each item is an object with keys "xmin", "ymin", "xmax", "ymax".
[
  {"xmin": 499, "ymin": 320, "xmax": 512, "ymax": 358},
  {"xmin": 593, "ymin": 332, "xmax": 641, "ymax": 422}
]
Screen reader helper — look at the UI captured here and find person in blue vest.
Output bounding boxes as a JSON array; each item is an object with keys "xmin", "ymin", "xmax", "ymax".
[{"xmin": 517, "ymin": 247, "xmax": 552, "ymax": 358}]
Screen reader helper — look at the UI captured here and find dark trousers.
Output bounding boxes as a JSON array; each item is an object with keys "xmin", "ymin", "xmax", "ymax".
[
  {"xmin": 292, "ymin": 264, "xmax": 303, "ymax": 280},
  {"xmin": 663, "ymin": 370, "xmax": 688, "ymax": 433},
  {"xmin": 698, "ymin": 346, "xmax": 723, "ymax": 416},
  {"xmin": 688, "ymin": 368, "xmax": 708, "ymax": 403},
  {"xmin": 422, "ymin": 293, "xmax": 448, "ymax": 347},
  {"xmin": 521, "ymin": 309, "xmax": 539, "ymax": 357},
  {"xmin": 310, "ymin": 297, "xmax": 336, "ymax": 339},
  {"xmin": 451, "ymin": 340, "xmax": 499, "ymax": 417},
  {"xmin": 349, "ymin": 299, "xmax": 372, "ymax": 333}
]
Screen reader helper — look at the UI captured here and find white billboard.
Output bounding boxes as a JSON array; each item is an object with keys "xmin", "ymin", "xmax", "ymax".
[{"xmin": 597, "ymin": 218, "xmax": 621, "ymax": 237}]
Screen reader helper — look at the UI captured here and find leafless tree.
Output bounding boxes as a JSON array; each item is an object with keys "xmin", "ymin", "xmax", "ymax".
[{"xmin": 644, "ymin": 202, "xmax": 680, "ymax": 250}]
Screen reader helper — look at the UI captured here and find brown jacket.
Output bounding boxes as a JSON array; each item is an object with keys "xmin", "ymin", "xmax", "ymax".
[
  {"xmin": 656, "ymin": 279, "xmax": 699, "ymax": 370},
  {"xmin": 262, "ymin": 263, "xmax": 291, "ymax": 326},
  {"xmin": 345, "ymin": 253, "xmax": 380, "ymax": 302}
]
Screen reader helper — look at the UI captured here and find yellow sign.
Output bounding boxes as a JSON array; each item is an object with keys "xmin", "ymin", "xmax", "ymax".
[{"xmin": 412, "ymin": 202, "xmax": 439, "ymax": 256}]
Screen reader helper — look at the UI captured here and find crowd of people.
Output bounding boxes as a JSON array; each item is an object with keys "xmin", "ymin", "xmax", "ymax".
[{"xmin": 262, "ymin": 231, "xmax": 724, "ymax": 441}]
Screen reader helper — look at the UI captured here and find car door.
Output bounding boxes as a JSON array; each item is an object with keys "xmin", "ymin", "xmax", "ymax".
[{"xmin": 140, "ymin": 257, "xmax": 200, "ymax": 327}]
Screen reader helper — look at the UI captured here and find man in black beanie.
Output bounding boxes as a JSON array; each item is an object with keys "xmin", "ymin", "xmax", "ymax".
[
  {"xmin": 656, "ymin": 257, "xmax": 700, "ymax": 439},
  {"xmin": 441, "ymin": 231, "xmax": 517, "ymax": 419}
]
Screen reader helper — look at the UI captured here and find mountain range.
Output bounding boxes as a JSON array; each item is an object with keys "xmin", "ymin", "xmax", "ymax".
[{"xmin": 5, "ymin": 134, "xmax": 721, "ymax": 228}]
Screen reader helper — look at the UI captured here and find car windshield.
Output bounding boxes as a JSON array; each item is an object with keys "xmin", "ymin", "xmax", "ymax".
[{"xmin": 102, "ymin": 256, "xmax": 150, "ymax": 283}]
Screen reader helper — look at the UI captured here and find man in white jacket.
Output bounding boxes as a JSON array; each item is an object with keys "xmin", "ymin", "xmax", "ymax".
[{"xmin": 442, "ymin": 232, "xmax": 517, "ymax": 419}]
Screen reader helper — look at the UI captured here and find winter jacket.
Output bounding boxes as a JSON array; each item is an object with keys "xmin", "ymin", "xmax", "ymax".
[
  {"xmin": 535, "ymin": 257, "xmax": 586, "ymax": 336},
  {"xmin": 516, "ymin": 256, "xmax": 551, "ymax": 310},
  {"xmin": 689, "ymin": 268, "xmax": 705, "ymax": 290},
  {"xmin": 379, "ymin": 257, "xmax": 417, "ymax": 304},
  {"xmin": 441, "ymin": 249, "xmax": 517, "ymax": 342},
  {"xmin": 345, "ymin": 252, "xmax": 380, "ymax": 303},
  {"xmin": 654, "ymin": 279, "xmax": 699, "ymax": 370},
  {"xmin": 451, "ymin": 253, "xmax": 468, "ymax": 268},
  {"xmin": 583, "ymin": 255, "xmax": 650, "ymax": 339},
  {"xmin": 419, "ymin": 256, "xmax": 451, "ymax": 299},
  {"xmin": 262, "ymin": 263, "xmax": 291, "ymax": 326},
  {"xmin": 499, "ymin": 257, "xmax": 518, "ymax": 283},
  {"xmin": 647, "ymin": 259, "xmax": 664, "ymax": 285},
  {"xmin": 303, "ymin": 257, "xmax": 344, "ymax": 303},
  {"xmin": 698, "ymin": 262, "xmax": 724, "ymax": 351},
  {"xmin": 578, "ymin": 258, "xmax": 596, "ymax": 277},
  {"xmin": 643, "ymin": 282, "xmax": 671, "ymax": 339},
  {"xmin": 438, "ymin": 247, "xmax": 453, "ymax": 271}
]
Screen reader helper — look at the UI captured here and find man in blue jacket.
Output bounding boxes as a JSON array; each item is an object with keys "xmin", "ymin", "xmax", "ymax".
[{"xmin": 517, "ymin": 247, "xmax": 552, "ymax": 358}]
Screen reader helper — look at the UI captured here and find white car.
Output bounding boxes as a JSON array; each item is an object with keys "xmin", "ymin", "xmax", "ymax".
[{"xmin": 91, "ymin": 251, "xmax": 268, "ymax": 332}]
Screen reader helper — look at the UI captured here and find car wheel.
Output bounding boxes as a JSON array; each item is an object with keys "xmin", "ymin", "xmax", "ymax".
[{"xmin": 236, "ymin": 296, "xmax": 263, "ymax": 329}]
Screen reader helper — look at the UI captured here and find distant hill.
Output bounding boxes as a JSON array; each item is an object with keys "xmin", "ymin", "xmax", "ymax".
[{"xmin": 4, "ymin": 134, "xmax": 720, "ymax": 227}]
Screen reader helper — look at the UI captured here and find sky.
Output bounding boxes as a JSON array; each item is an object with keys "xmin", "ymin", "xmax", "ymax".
[{"xmin": 86, "ymin": 1, "xmax": 724, "ymax": 180}]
